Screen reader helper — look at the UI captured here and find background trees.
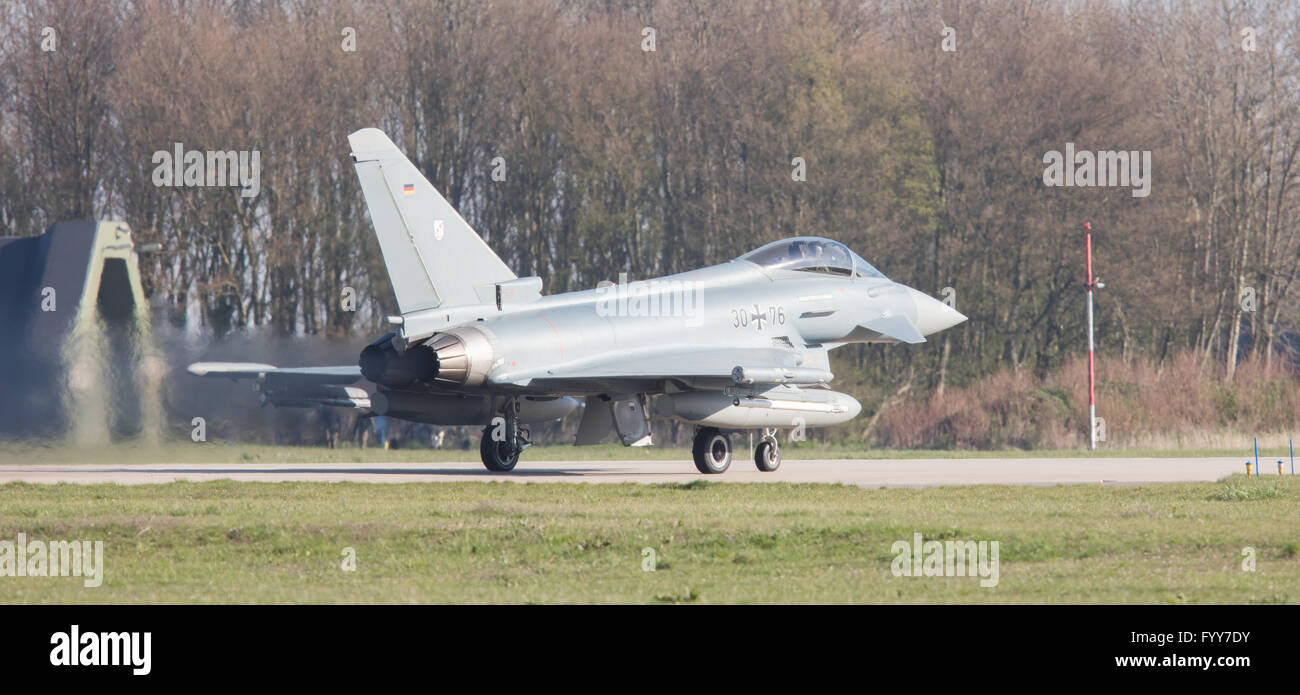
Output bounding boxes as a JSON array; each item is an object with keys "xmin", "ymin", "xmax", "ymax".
[{"xmin": 2, "ymin": 0, "xmax": 1299, "ymax": 445}]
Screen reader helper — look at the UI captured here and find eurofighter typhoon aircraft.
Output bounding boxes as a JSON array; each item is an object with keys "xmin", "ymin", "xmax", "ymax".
[{"xmin": 189, "ymin": 128, "xmax": 966, "ymax": 473}]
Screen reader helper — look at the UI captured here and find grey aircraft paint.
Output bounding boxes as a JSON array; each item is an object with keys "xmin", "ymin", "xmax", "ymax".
[{"xmin": 190, "ymin": 128, "xmax": 966, "ymax": 473}]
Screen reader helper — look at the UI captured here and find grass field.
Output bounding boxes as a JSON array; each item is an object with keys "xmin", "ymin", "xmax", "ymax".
[
  {"xmin": 1, "ymin": 440, "xmax": 1295, "ymax": 465},
  {"xmin": 1, "ymin": 475, "xmax": 1295, "ymax": 603}
]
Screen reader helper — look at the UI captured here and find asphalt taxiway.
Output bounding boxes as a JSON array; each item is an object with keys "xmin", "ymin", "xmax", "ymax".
[{"xmin": 0, "ymin": 457, "xmax": 1251, "ymax": 487}]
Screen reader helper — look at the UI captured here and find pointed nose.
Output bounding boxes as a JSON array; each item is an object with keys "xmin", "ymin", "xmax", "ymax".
[{"xmin": 906, "ymin": 287, "xmax": 967, "ymax": 335}]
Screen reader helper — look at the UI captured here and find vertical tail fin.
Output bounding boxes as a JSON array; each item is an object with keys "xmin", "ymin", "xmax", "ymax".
[{"xmin": 348, "ymin": 127, "xmax": 515, "ymax": 313}]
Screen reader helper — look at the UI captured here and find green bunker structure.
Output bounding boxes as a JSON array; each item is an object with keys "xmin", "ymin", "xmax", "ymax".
[{"xmin": 0, "ymin": 220, "xmax": 162, "ymax": 443}]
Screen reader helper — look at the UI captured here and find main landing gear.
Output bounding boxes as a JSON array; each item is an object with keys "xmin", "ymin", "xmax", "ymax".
[
  {"xmin": 479, "ymin": 398, "xmax": 530, "ymax": 472},
  {"xmin": 692, "ymin": 427, "xmax": 733, "ymax": 473},
  {"xmin": 691, "ymin": 427, "xmax": 783, "ymax": 474}
]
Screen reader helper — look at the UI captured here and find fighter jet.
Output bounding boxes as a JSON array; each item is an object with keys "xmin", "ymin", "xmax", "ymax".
[{"xmin": 189, "ymin": 128, "xmax": 966, "ymax": 473}]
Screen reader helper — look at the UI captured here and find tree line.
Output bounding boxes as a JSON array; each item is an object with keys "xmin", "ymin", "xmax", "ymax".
[{"xmin": 2, "ymin": 0, "xmax": 1298, "ymax": 399}]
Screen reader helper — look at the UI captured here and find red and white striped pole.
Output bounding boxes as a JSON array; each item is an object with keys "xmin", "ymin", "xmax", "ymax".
[{"xmin": 1085, "ymin": 221, "xmax": 1097, "ymax": 450}]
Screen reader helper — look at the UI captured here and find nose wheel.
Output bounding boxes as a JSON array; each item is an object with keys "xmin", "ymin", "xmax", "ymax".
[
  {"xmin": 692, "ymin": 427, "xmax": 733, "ymax": 474},
  {"xmin": 755, "ymin": 429, "xmax": 781, "ymax": 472}
]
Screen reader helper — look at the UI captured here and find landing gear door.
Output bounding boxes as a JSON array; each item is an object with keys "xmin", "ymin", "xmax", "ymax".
[
  {"xmin": 575, "ymin": 395, "xmax": 615, "ymax": 445},
  {"xmin": 611, "ymin": 394, "xmax": 652, "ymax": 447}
]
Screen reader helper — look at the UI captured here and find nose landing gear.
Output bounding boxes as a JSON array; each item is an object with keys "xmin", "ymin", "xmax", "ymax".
[{"xmin": 754, "ymin": 428, "xmax": 782, "ymax": 472}]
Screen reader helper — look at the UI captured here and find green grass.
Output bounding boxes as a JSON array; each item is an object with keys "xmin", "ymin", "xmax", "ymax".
[
  {"xmin": 0, "ymin": 440, "xmax": 1293, "ymax": 465},
  {"xmin": 1, "ymin": 475, "xmax": 1296, "ymax": 603},
  {"xmin": 1207, "ymin": 480, "xmax": 1288, "ymax": 501}
]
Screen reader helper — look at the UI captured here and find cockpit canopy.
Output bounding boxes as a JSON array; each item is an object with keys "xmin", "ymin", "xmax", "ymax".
[{"xmin": 738, "ymin": 236, "xmax": 886, "ymax": 279}]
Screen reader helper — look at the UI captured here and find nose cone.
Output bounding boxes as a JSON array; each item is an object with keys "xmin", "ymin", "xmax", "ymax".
[{"xmin": 907, "ymin": 288, "xmax": 967, "ymax": 336}]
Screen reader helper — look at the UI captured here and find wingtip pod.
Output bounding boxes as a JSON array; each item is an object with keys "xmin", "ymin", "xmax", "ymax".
[{"xmin": 187, "ymin": 361, "xmax": 278, "ymax": 377}]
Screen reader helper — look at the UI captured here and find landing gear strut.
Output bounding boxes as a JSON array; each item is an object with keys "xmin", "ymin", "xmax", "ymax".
[
  {"xmin": 692, "ymin": 427, "xmax": 733, "ymax": 474},
  {"xmin": 754, "ymin": 428, "xmax": 781, "ymax": 472},
  {"xmin": 479, "ymin": 398, "xmax": 529, "ymax": 472}
]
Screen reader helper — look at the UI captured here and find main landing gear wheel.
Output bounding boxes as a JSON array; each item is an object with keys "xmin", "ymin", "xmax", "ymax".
[
  {"xmin": 755, "ymin": 430, "xmax": 781, "ymax": 472},
  {"xmin": 479, "ymin": 428, "xmax": 520, "ymax": 472},
  {"xmin": 692, "ymin": 427, "xmax": 732, "ymax": 474},
  {"xmin": 479, "ymin": 398, "xmax": 528, "ymax": 472}
]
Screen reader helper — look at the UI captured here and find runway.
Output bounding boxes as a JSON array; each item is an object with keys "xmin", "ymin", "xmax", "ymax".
[{"xmin": 0, "ymin": 456, "xmax": 1251, "ymax": 487}]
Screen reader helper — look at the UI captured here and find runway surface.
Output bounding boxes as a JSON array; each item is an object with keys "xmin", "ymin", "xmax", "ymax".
[{"xmin": 0, "ymin": 456, "xmax": 1250, "ymax": 487}]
